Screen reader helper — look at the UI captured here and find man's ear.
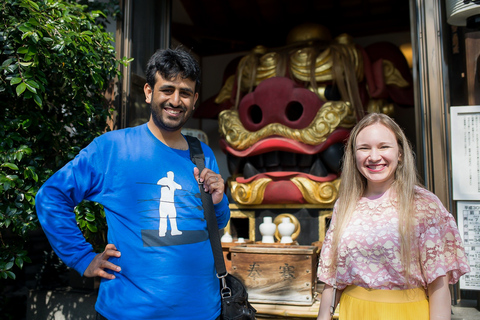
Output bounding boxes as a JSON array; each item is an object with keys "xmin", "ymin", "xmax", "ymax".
[
  {"xmin": 193, "ymin": 92, "xmax": 199, "ymax": 109},
  {"xmin": 144, "ymin": 83, "xmax": 153, "ymax": 103}
]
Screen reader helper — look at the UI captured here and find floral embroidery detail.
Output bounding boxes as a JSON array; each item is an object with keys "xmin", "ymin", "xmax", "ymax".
[{"xmin": 318, "ymin": 187, "xmax": 470, "ymax": 290}]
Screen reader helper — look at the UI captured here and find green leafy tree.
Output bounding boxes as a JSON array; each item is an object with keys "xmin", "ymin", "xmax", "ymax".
[{"xmin": 0, "ymin": 0, "xmax": 129, "ymax": 281}]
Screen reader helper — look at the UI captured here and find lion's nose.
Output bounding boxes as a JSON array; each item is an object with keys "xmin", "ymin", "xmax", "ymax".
[{"xmin": 238, "ymin": 77, "xmax": 324, "ymax": 132}]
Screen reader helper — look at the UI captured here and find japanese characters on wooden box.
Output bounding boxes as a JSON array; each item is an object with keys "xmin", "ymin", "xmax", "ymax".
[{"xmin": 230, "ymin": 244, "xmax": 319, "ymax": 305}]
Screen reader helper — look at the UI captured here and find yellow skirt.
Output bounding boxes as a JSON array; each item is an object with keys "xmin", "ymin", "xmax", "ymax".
[{"xmin": 338, "ymin": 285, "xmax": 429, "ymax": 320}]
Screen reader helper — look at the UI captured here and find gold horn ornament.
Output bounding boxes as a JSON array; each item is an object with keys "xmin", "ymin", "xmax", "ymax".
[
  {"xmin": 290, "ymin": 177, "xmax": 340, "ymax": 204},
  {"xmin": 228, "ymin": 177, "xmax": 341, "ymax": 205},
  {"xmin": 229, "ymin": 178, "xmax": 272, "ymax": 205}
]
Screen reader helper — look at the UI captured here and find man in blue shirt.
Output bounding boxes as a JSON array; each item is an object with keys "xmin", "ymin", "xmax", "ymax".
[{"xmin": 36, "ymin": 48, "xmax": 230, "ymax": 319}]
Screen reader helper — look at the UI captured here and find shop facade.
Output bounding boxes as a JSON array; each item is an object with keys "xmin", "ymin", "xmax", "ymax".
[{"xmin": 111, "ymin": 0, "xmax": 480, "ymax": 309}]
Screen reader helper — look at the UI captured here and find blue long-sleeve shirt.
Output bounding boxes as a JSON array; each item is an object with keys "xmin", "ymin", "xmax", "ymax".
[{"xmin": 36, "ymin": 123, "xmax": 230, "ymax": 319}]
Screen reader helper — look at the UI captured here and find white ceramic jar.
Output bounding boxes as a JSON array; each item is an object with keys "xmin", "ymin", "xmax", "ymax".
[
  {"xmin": 259, "ymin": 216, "xmax": 276, "ymax": 243},
  {"xmin": 278, "ymin": 217, "xmax": 295, "ymax": 243}
]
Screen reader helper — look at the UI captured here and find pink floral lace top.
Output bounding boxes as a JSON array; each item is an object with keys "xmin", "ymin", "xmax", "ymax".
[{"xmin": 318, "ymin": 187, "xmax": 470, "ymax": 290}]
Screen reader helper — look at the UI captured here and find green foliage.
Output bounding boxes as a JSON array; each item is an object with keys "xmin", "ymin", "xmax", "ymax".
[
  {"xmin": 74, "ymin": 201, "xmax": 108, "ymax": 251},
  {"xmin": 0, "ymin": 0, "xmax": 129, "ymax": 280},
  {"xmin": 77, "ymin": 0, "xmax": 123, "ymax": 28}
]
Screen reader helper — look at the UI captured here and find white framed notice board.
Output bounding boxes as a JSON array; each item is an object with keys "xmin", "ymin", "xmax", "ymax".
[
  {"xmin": 450, "ymin": 106, "xmax": 480, "ymax": 200},
  {"xmin": 457, "ymin": 201, "xmax": 480, "ymax": 290}
]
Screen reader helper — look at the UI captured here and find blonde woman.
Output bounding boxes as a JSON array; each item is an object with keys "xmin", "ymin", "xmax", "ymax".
[{"xmin": 317, "ymin": 113, "xmax": 470, "ymax": 320}]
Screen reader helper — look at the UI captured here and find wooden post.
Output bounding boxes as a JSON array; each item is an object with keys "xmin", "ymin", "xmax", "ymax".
[{"xmin": 465, "ymin": 31, "xmax": 480, "ymax": 105}]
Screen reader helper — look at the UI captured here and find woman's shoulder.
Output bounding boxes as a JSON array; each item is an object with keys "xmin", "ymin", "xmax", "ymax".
[
  {"xmin": 413, "ymin": 185, "xmax": 450, "ymax": 218},
  {"xmin": 414, "ymin": 185, "xmax": 442, "ymax": 203}
]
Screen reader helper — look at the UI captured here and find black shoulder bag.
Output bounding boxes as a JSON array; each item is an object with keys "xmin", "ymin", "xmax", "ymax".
[{"xmin": 185, "ymin": 135, "xmax": 256, "ymax": 320}]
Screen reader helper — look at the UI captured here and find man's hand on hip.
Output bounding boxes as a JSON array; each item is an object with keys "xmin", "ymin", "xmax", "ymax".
[{"xmin": 84, "ymin": 243, "xmax": 121, "ymax": 280}]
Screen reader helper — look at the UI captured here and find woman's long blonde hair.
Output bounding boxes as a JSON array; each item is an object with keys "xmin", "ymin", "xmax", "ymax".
[{"xmin": 329, "ymin": 113, "xmax": 421, "ymax": 282}]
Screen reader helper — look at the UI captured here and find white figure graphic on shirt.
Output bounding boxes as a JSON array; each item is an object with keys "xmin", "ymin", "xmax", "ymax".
[{"xmin": 157, "ymin": 171, "xmax": 182, "ymax": 237}]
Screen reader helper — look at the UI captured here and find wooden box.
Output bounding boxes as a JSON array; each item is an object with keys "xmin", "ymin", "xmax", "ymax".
[
  {"xmin": 222, "ymin": 240, "xmax": 254, "ymax": 273},
  {"xmin": 230, "ymin": 244, "xmax": 319, "ymax": 305}
]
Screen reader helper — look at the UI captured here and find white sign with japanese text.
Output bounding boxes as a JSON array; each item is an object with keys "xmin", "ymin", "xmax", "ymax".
[
  {"xmin": 458, "ymin": 201, "xmax": 480, "ymax": 290},
  {"xmin": 450, "ymin": 106, "xmax": 480, "ymax": 200}
]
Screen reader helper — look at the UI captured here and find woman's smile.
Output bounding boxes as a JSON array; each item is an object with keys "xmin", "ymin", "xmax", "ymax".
[{"xmin": 355, "ymin": 123, "xmax": 400, "ymax": 196}]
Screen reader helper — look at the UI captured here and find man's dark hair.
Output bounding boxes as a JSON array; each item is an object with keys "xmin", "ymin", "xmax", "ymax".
[{"xmin": 145, "ymin": 47, "xmax": 201, "ymax": 93}]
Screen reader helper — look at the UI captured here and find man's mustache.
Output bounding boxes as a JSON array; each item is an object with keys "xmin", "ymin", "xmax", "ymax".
[{"xmin": 162, "ymin": 102, "xmax": 187, "ymax": 112}]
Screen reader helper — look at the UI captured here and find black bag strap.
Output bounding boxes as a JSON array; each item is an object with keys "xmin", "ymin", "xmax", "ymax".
[{"xmin": 185, "ymin": 135, "xmax": 228, "ymax": 277}]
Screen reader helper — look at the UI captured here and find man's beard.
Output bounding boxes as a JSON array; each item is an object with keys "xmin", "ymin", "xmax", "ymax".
[{"xmin": 151, "ymin": 102, "xmax": 191, "ymax": 132}]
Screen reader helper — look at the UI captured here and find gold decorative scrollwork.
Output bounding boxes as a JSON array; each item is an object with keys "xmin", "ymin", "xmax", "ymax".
[
  {"xmin": 290, "ymin": 177, "xmax": 340, "ymax": 204},
  {"xmin": 218, "ymin": 101, "xmax": 355, "ymax": 150},
  {"xmin": 256, "ymin": 52, "xmax": 279, "ymax": 82},
  {"xmin": 213, "ymin": 33, "xmax": 373, "ymax": 118},
  {"xmin": 290, "ymin": 34, "xmax": 363, "ymax": 83},
  {"xmin": 366, "ymin": 99, "xmax": 395, "ymax": 116},
  {"xmin": 214, "ymin": 75, "xmax": 235, "ymax": 104},
  {"xmin": 236, "ymin": 45, "xmax": 269, "ymax": 92},
  {"xmin": 229, "ymin": 177, "xmax": 341, "ymax": 205},
  {"xmin": 383, "ymin": 60, "xmax": 409, "ymax": 87},
  {"xmin": 229, "ymin": 178, "xmax": 272, "ymax": 205},
  {"xmin": 290, "ymin": 47, "xmax": 333, "ymax": 82}
]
